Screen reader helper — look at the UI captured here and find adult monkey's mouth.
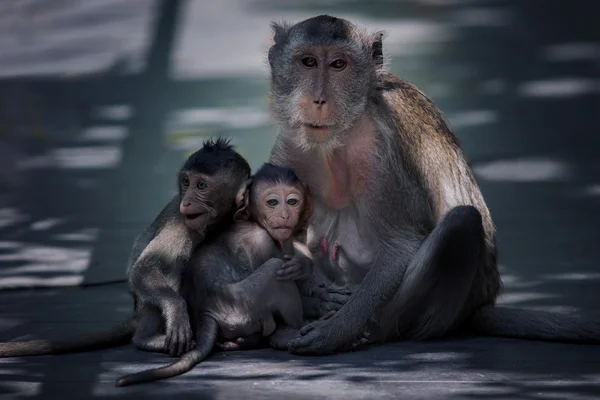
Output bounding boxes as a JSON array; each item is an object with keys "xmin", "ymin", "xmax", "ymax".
[{"xmin": 304, "ymin": 123, "xmax": 331, "ymax": 129}]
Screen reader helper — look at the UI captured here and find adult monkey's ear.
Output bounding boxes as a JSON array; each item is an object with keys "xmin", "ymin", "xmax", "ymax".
[
  {"xmin": 270, "ymin": 20, "xmax": 291, "ymax": 44},
  {"xmin": 371, "ymin": 31, "xmax": 385, "ymax": 70},
  {"xmin": 268, "ymin": 20, "xmax": 291, "ymax": 65},
  {"xmin": 233, "ymin": 179, "xmax": 252, "ymax": 221}
]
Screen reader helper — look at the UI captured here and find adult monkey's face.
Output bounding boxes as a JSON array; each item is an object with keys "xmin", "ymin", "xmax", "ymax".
[{"xmin": 267, "ymin": 15, "xmax": 384, "ymax": 153}]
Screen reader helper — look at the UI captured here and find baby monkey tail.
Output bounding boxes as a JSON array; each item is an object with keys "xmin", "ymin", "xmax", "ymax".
[{"xmin": 115, "ymin": 314, "xmax": 218, "ymax": 387}]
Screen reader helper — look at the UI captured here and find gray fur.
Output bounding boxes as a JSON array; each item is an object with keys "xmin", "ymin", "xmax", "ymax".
[
  {"xmin": 116, "ymin": 220, "xmax": 304, "ymax": 386},
  {"xmin": 267, "ymin": 15, "xmax": 599, "ymax": 354},
  {"xmin": 0, "ymin": 140, "xmax": 252, "ymax": 358}
]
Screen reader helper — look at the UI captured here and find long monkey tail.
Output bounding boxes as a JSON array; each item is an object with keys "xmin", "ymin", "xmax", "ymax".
[
  {"xmin": 0, "ymin": 316, "xmax": 137, "ymax": 357},
  {"xmin": 468, "ymin": 305, "xmax": 600, "ymax": 344},
  {"xmin": 115, "ymin": 314, "xmax": 218, "ymax": 387}
]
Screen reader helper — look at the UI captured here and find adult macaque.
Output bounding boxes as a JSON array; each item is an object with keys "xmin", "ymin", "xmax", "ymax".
[
  {"xmin": 266, "ymin": 15, "xmax": 600, "ymax": 354},
  {"xmin": 0, "ymin": 138, "xmax": 252, "ymax": 358},
  {"xmin": 115, "ymin": 163, "xmax": 321, "ymax": 386}
]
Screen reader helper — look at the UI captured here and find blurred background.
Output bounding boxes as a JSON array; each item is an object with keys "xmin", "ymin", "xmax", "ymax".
[{"xmin": 0, "ymin": 0, "xmax": 599, "ymax": 397}]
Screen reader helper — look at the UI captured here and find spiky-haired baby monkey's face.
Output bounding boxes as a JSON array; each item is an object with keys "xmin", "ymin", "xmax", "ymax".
[{"xmin": 178, "ymin": 171, "xmax": 246, "ymax": 232}]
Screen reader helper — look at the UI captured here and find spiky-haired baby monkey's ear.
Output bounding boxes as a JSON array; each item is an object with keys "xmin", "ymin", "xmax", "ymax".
[{"xmin": 233, "ymin": 179, "xmax": 252, "ymax": 221}]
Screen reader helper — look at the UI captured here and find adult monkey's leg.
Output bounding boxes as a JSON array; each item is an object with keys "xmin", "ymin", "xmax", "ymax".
[{"xmin": 377, "ymin": 205, "xmax": 485, "ymax": 341}]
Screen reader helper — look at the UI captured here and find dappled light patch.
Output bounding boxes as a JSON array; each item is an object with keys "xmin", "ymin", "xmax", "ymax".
[
  {"xmin": 30, "ymin": 218, "xmax": 62, "ymax": 231},
  {"xmin": 0, "ymin": 227, "xmax": 97, "ymax": 289},
  {"xmin": 0, "ymin": 379, "xmax": 41, "ymax": 398},
  {"xmin": 542, "ymin": 272, "xmax": 600, "ymax": 281},
  {"xmin": 473, "ymin": 158, "xmax": 572, "ymax": 182},
  {"xmin": 364, "ymin": 19, "xmax": 456, "ymax": 56},
  {"xmin": 450, "ymin": 7, "xmax": 512, "ymax": 27},
  {"xmin": 498, "ymin": 292, "xmax": 560, "ymax": 305},
  {"xmin": 447, "ymin": 110, "xmax": 498, "ymax": 129},
  {"xmin": 0, "ymin": 208, "xmax": 28, "ymax": 230},
  {"xmin": 0, "ymin": 275, "xmax": 83, "ymax": 288},
  {"xmin": 0, "ymin": 0, "xmax": 155, "ymax": 78},
  {"xmin": 543, "ymin": 42, "xmax": 600, "ymax": 63},
  {"xmin": 17, "ymin": 146, "xmax": 122, "ymax": 170},
  {"xmin": 405, "ymin": 352, "xmax": 467, "ymax": 362},
  {"xmin": 519, "ymin": 78, "xmax": 600, "ymax": 98},
  {"xmin": 79, "ymin": 126, "xmax": 128, "ymax": 142},
  {"xmin": 53, "ymin": 228, "xmax": 98, "ymax": 242},
  {"xmin": 167, "ymin": 107, "xmax": 271, "ymax": 131},
  {"xmin": 91, "ymin": 105, "xmax": 133, "ymax": 122},
  {"xmin": 582, "ymin": 185, "xmax": 600, "ymax": 197}
]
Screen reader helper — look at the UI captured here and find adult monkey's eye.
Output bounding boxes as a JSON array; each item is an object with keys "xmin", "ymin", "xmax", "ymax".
[
  {"xmin": 302, "ymin": 57, "xmax": 317, "ymax": 67},
  {"xmin": 287, "ymin": 198, "xmax": 299, "ymax": 206},
  {"xmin": 197, "ymin": 181, "xmax": 208, "ymax": 191},
  {"xmin": 330, "ymin": 59, "xmax": 347, "ymax": 70},
  {"xmin": 181, "ymin": 176, "xmax": 190, "ymax": 187},
  {"xmin": 267, "ymin": 199, "xmax": 279, "ymax": 207}
]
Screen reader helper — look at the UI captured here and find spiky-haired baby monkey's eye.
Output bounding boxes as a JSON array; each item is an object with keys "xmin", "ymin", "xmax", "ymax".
[
  {"xmin": 266, "ymin": 199, "xmax": 279, "ymax": 207},
  {"xmin": 287, "ymin": 198, "xmax": 299, "ymax": 206},
  {"xmin": 302, "ymin": 57, "xmax": 317, "ymax": 68},
  {"xmin": 181, "ymin": 176, "xmax": 190, "ymax": 187}
]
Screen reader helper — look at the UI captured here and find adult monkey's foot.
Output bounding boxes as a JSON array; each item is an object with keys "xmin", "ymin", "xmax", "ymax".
[
  {"xmin": 318, "ymin": 310, "xmax": 371, "ymax": 351},
  {"xmin": 288, "ymin": 309, "xmax": 366, "ymax": 354},
  {"xmin": 313, "ymin": 283, "xmax": 356, "ymax": 316}
]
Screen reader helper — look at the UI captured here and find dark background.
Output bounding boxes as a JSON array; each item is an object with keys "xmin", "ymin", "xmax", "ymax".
[{"xmin": 0, "ymin": 0, "xmax": 599, "ymax": 398}]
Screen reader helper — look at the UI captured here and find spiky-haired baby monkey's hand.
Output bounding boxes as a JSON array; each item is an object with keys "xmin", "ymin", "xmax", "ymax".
[{"xmin": 164, "ymin": 303, "xmax": 193, "ymax": 357}]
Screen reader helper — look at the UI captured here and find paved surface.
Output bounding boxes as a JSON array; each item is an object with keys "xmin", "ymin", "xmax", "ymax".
[{"xmin": 0, "ymin": 0, "xmax": 599, "ymax": 398}]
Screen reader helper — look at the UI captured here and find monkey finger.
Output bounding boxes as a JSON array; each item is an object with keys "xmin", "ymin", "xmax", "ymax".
[
  {"xmin": 178, "ymin": 330, "xmax": 188, "ymax": 356},
  {"xmin": 280, "ymin": 261, "xmax": 300, "ymax": 270},
  {"xmin": 277, "ymin": 266, "xmax": 301, "ymax": 280},
  {"xmin": 320, "ymin": 310, "xmax": 337, "ymax": 321},
  {"xmin": 322, "ymin": 302, "xmax": 343, "ymax": 312},
  {"xmin": 327, "ymin": 285, "xmax": 353, "ymax": 295},
  {"xmin": 289, "ymin": 334, "xmax": 333, "ymax": 355},
  {"xmin": 165, "ymin": 331, "xmax": 173, "ymax": 355},
  {"xmin": 288, "ymin": 334, "xmax": 314, "ymax": 351},
  {"xmin": 170, "ymin": 336, "xmax": 180, "ymax": 357},
  {"xmin": 327, "ymin": 293, "xmax": 351, "ymax": 305},
  {"xmin": 299, "ymin": 322, "xmax": 319, "ymax": 336}
]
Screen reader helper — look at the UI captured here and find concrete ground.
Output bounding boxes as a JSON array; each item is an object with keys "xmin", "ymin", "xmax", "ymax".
[{"xmin": 0, "ymin": 0, "xmax": 599, "ymax": 398}]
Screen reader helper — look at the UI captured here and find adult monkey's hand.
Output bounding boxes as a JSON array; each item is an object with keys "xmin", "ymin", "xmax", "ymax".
[{"xmin": 265, "ymin": 14, "xmax": 508, "ymax": 353}]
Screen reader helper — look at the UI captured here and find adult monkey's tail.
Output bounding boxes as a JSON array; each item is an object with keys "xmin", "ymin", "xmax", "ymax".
[
  {"xmin": 468, "ymin": 305, "xmax": 600, "ymax": 344},
  {"xmin": 115, "ymin": 314, "xmax": 217, "ymax": 387},
  {"xmin": 0, "ymin": 316, "xmax": 137, "ymax": 357}
]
